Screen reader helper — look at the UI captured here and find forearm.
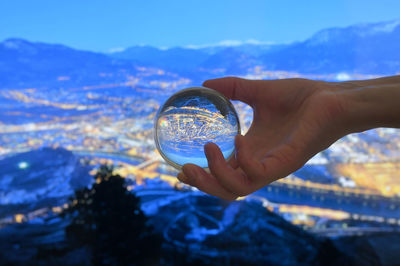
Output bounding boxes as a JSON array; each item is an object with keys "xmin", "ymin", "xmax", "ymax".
[{"xmin": 339, "ymin": 75, "xmax": 400, "ymax": 133}]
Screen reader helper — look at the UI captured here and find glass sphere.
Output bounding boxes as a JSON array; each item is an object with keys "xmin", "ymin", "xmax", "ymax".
[{"xmin": 154, "ymin": 87, "xmax": 240, "ymax": 169}]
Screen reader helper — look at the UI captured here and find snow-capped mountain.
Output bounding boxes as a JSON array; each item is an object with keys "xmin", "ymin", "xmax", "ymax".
[
  {"xmin": 261, "ymin": 19, "xmax": 400, "ymax": 74},
  {"xmin": 1, "ymin": 19, "xmax": 399, "ymax": 89},
  {"xmin": 0, "ymin": 38, "xmax": 138, "ymax": 88},
  {"xmin": 114, "ymin": 19, "xmax": 400, "ymax": 75}
]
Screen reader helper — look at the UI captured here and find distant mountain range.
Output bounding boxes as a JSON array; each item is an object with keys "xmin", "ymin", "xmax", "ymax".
[
  {"xmin": 0, "ymin": 19, "xmax": 399, "ymax": 88},
  {"xmin": 261, "ymin": 20, "xmax": 400, "ymax": 74},
  {"xmin": 112, "ymin": 19, "xmax": 400, "ymax": 75},
  {"xmin": 0, "ymin": 39, "xmax": 139, "ymax": 88},
  {"xmin": 110, "ymin": 43, "xmax": 288, "ymax": 73}
]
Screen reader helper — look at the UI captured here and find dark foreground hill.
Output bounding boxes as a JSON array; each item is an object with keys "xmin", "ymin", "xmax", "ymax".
[{"xmin": 1, "ymin": 189, "xmax": 399, "ymax": 265}]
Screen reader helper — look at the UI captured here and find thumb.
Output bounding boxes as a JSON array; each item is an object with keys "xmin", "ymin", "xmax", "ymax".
[{"xmin": 203, "ymin": 77, "xmax": 259, "ymax": 106}]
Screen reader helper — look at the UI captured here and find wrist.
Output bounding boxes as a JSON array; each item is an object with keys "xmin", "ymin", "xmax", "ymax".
[{"xmin": 337, "ymin": 76, "xmax": 400, "ymax": 133}]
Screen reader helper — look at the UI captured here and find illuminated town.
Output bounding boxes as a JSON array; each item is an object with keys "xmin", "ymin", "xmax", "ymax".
[{"xmin": 1, "ymin": 60, "xmax": 399, "ymax": 238}]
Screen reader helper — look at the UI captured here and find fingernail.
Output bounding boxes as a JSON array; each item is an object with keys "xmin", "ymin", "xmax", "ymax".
[
  {"xmin": 182, "ymin": 164, "xmax": 197, "ymax": 182},
  {"xmin": 177, "ymin": 172, "xmax": 189, "ymax": 183},
  {"xmin": 202, "ymin": 79, "xmax": 212, "ymax": 87}
]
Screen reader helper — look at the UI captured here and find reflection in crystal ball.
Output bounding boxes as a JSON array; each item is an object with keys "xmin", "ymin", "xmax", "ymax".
[{"xmin": 154, "ymin": 87, "xmax": 240, "ymax": 169}]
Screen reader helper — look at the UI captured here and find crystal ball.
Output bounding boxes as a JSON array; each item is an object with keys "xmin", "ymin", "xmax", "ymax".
[{"xmin": 154, "ymin": 87, "xmax": 240, "ymax": 169}]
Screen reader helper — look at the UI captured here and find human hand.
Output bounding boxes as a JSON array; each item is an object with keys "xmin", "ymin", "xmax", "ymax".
[{"xmin": 177, "ymin": 77, "xmax": 351, "ymax": 200}]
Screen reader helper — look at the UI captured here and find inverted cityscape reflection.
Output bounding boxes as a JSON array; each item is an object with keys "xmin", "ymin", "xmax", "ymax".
[{"xmin": 155, "ymin": 87, "xmax": 240, "ymax": 169}]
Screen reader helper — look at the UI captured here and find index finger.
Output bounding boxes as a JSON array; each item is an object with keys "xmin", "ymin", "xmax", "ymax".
[{"xmin": 203, "ymin": 77, "xmax": 260, "ymax": 106}]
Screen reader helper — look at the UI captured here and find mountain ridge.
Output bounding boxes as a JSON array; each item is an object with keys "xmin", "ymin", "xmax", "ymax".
[
  {"xmin": 0, "ymin": 18, "xmax": 399, "ymax": 89},
  {"xmin": 0, "ymin": 38, "xmax": 139, "ymax": 88}
]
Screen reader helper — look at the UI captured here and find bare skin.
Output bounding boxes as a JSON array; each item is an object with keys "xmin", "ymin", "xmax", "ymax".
[{"xmin": 177, "ymin": 76, "xmax": 400, "ymax": 200}]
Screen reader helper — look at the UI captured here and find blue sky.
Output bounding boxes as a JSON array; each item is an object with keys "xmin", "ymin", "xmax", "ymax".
[{"xmin": 1, "ymin": 0, "xmax": 399, "ymax": 52}]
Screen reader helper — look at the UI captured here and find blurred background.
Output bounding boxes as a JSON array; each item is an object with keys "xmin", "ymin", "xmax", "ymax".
[{"xmin": 0, "ymin": 0, "xmax": 399, "ymax": 265}]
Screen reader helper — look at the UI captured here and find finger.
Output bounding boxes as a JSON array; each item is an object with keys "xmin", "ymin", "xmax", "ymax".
[
  {"xmin": 181, "ymin": 164, "xmax": 238, "ymax": 201},
  {"xmin": 227, "ymin": 152, "xmax": 239, "ymax": 169},
  {"xmin": 204, "ymin": 142, "xmax": 254, "ymax": 196},
  {"xmin": 202, "ymin": 77, "xmax": 259, "ymax": 106}
]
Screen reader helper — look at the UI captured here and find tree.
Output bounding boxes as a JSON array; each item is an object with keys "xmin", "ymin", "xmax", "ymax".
[{"xmin": 64, "ymin": 165, "xmax": 162, "ymax": 265}]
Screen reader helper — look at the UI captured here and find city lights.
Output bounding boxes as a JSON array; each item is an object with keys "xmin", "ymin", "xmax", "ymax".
[{"xmin": 18, "ymin": 161, "xmax": 29, "ymax": 169}]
